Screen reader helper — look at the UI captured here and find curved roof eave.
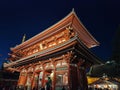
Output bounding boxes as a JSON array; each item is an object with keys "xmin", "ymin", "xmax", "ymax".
[{"xmin": 11, "ymin": 9, "xmax": 99, "ymax": 51}]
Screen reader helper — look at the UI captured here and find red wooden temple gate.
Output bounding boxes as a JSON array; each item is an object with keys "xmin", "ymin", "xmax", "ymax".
[{"xmin": 4, "ymin": 9, "xmax": 101, "ymax": 90}]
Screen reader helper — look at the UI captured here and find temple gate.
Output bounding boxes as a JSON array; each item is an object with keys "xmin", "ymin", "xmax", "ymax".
[{"xmin": 4, "ymin": 10, "xmax": 101, "ymax": 90}]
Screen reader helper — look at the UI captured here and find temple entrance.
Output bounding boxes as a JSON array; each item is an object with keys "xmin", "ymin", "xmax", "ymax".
[
  {"xmin": 55, "ymin": 72, "xmax": 68, "ymax": 90},
  {"xmin": 38, "ymin": 71, "xmax": 43, "ymax": 90},
  {"xmin": 31, "ymin": 71, "xmax": 43, "ymax": 90}
]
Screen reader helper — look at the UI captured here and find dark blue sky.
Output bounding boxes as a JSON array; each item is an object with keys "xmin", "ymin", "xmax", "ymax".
[{"xmin": 0, "ymin": 0, "xmax": 120, "ymax": 66}]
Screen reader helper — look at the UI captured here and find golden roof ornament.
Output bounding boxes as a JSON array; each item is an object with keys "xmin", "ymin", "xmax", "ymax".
[{"xmin": 22, "ymin": 34, "xmax": 26, "ymax": 43}]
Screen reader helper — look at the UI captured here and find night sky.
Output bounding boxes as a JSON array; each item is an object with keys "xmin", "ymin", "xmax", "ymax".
[{"xmin": 0, "ymin": 0, "xmax": 120, "ymax": 66}]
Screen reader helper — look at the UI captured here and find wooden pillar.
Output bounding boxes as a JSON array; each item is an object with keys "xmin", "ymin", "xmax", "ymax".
[
  {"xmin": 18, "ymin": 69, "xmax": 27, "ymax": 88},
  {"xmin": 77, "ymin": 65, "xmax": 81, "ymax": 89},
  {"xmin": 52, "ymin": 67, "xmax": 56, "ymax": 90},
  {"xmin": 70, "ymin": 64, "xmax": 78, "ymax": 90},
  {"xmin": 82, "ymin": 67, "xmax": 88, "ymax": 90},
  {"xmin": 41, "ymin": 66, "xmax": 45, "ymax": 88},
  {"xmin": 17, "ymin": 72, "xmax": 22, "ymax": 86},
  {"xmin": 31, "ymin": 68, "xmax": 37, "ymax": 90},
  {"xmin": 30, "ymin": 71, "xmax": 34, "ymax": 90},
  {"xmin": 78, "ymin": 66, "xmax": 88, "ymax": 90},
  {"xmin": 67, "ymin": 51, "xmax": 72, "ymax": 90},
  {"xmin": 77, "ymin": 60, "xmax": 84, "ymax": 89},
  {"xmin": 68, "ymin": 63, "xmax": 71, "ymax": 90}
]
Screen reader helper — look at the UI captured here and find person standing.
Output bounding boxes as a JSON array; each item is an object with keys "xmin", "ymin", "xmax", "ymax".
[
  {"xmin": 46, "ymin": 77, "xmax": 52, "ymax": 90},
  {"xmin": 38, "ymin": 79, "xmax": 42, "ymax": 90}
]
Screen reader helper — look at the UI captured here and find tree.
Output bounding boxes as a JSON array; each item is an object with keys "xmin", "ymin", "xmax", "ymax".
[{"xmin": 111, "ymin": 25, "xmax": 120, "ymax": 63}]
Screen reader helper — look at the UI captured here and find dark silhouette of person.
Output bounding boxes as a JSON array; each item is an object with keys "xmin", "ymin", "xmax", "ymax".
[
  {"xmin": 46, "ymin": 77, "xmax": 52, "ymax": 90},
  {"xmin": 62, "ymin": 86, "xmax": 65, "ymax": 90}
]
